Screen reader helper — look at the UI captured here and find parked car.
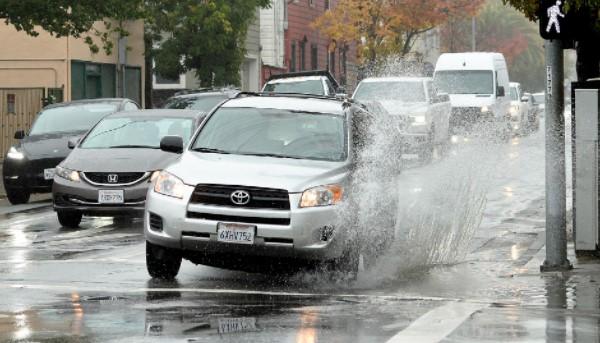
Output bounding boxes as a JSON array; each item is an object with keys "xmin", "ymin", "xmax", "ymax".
[
  {"xmin": 353, "ymin": 77, "xmax": 451, "ymax": 162},
  {"xmin": 262, "ymin": 70, "xmax": 345, "ymax": 96},
  {"xmin": 434, "ymin": 52, "xmax": 511, "ymax": 138},
  {"xmin": 531, "ymin": 92, "xmax": 546, "ymax": 118},
  {"xmin": 144, "ymin": 93, "xmax": 398, "ymax": 279},
  {"xmin": 509, "ymin": 82, "xmax": 529, "ymax": 134},
  {"xmin": 3, "ymin": 99, "xmax": 139, "ymax": 205},
  {"xmin": 52, "ymin": 109, "xmax": 205, "ymax": 228},
  {"xmin": 163, "ymin": 89, "xmax": 239, "ymax": 112}
]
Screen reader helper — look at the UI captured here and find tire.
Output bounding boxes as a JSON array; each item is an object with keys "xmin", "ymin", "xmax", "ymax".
[
  {"xmin": 5, "ymin": 187, "xmax": 30, "ymax": 205},
  {"xmin": 57, "ymin": 210, "xmax": 82, "ymax": 228},
  {"xmin": 146, "ymin": 241, "xmax": 182, "ymax": 280}
]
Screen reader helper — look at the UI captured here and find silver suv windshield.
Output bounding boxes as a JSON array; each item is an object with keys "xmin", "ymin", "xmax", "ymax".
[
  {"xmin": 354, "ymin": 81, "xmax": 426, "ymax": 102},
  {"xmin": 192, "ymin": 107, "xmax": 346, "ymax": 161},
  {"xmin": 263, "ymin": 80, "xmax": 325, "ymax": 95},
  {"xmin": 81, "ymin": 117, "xmax": 194, "ymax": 149}
]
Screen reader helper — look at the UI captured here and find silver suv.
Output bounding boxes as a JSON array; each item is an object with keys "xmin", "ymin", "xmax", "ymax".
[{"xmin": 144, "ymin": 94, "xmax": 399, "ymax": 279}]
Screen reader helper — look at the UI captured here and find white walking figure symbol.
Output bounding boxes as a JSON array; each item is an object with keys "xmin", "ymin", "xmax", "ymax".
[{"xmin": 546, "ymin": 0, "xmax": 565, "ymax": 33}]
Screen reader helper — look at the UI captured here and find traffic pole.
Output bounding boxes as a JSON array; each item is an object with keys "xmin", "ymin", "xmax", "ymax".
[{"xmin": 541, "ymin": 39, "xmax": 572, "ymax": 272}]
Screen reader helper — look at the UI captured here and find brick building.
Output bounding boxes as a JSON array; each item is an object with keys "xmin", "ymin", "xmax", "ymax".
[{"xmin": 260, "ymin": 0, "xmax": 358, "ymax": 91}]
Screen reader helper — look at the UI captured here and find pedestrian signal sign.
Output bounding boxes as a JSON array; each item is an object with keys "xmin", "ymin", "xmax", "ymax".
[{"xmin": 539, "ymin": 0, "xmax": 573, "ymax": 40}]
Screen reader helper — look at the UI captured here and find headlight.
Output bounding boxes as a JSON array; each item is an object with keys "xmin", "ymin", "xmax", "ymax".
[
  {"xmin": 154, "ymin": 171, "xmax": 185, "ymax": 199},
  {"xmin": 6, "ymin": 146, "xmax": 24, "ymax": 160},
  {"xmin": 510, "ymin": 106, "xmax": 519, "ymax": 116},
  {"xmin": 481, "ymin": 106, "xmax": 490, "ymax": 113},
  {"xmin": 411, "ymin": 115, "xmax": 427, "ymax": 125},
  {"xmin": 300, "ymin": 184, "xmax": 343, "ymax": 208},
  {"xmin": 150, "ymin": 170, "xmax": 161, "ymax": 183},
  {"xmin": 55, "ymin": 166, "xmax": 80, "ymax": 182}
]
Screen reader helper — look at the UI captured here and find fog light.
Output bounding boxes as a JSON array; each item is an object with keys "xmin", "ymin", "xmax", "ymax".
[{"xmin": 319, "ymin": 225, "xmax": 335, "ymax": 242}]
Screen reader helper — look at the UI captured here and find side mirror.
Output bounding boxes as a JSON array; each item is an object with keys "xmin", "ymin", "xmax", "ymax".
[
  {"xmin": 497, "ymin": 86, "xmax": 505, "ymax": 97},
  {"xmin": 14, "ymin": 130, "xmax": 25, "ymax": 140},
  {"xmin": 160, "ymin": 135, "xmax": 184, "ymax": 154},
  {"xmin": 521, "ymin": 96, "xmax": 529, "ymax": 102},
  {"xmin": 67, "ymin": 137, "xmax": 80, "ymax": 149}
]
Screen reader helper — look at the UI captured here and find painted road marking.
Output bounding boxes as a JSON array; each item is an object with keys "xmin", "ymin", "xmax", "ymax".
[{"xmin": 386, "ymin": 301, "xmax": 487, "ymax": 343}]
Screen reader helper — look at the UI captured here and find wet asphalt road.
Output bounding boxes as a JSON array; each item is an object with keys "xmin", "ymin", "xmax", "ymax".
[{"xmin": 2, "ymin": 128, "xmax": 600, "ymax": 342}]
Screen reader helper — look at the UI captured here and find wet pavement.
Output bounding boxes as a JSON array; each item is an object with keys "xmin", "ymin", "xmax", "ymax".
[{"xmin": 2, "ymin": 127, "xmax": 600, "ymax": 342}]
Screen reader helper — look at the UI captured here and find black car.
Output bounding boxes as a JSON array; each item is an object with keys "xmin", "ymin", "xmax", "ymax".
[
  {"xmin": 163, "ymin": 88, "xmax": 239, "ymax": 112},
  {"xmin": 3, "ymin": 98, "xmax": 139, "ymax": 204}
]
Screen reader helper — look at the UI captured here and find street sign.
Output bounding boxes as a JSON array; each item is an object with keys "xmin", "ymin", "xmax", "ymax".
[{"xmin": 539, "ymin": 0, "xmax": 573, "ymax": 40}]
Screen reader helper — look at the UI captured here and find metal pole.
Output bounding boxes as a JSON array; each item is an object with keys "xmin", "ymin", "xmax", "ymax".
[
  {"xmin": 471, "ymin": 17, "xmax": 476, "ymax": 51},
  {"xmin": 541, "ymin": 39, "xmax": 572, "ymax": 272}
]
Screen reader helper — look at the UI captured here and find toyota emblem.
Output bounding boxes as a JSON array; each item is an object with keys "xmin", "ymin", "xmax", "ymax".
[
  {"xmin": 107, "ymin": 174, "xmax": 119, "ymax": 183},
  {"xmin": 230, "ymin": 190, "xmax": 251, "ymax": 205}
]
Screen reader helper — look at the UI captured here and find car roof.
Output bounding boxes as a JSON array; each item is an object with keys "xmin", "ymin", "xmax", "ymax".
[
  {"xmin": 44, "ymin": 98, "xmax": 132, "ymax": 110},
  {"xmin": 266, "ymin": 76, "xmax": 324, "ymax": 83},
  {"xmin": 107, "ymin": 109, "xmax": 202, "ymax": 119},
  {"xmin": 221, "ymin": 95, "xmax": 348, "ymax": 115},
  {"xmin": 169, "ymin": 89, "xmax": 239, "ymax": 99},
  {"xmin": 359, "ymin": 76, "xmax": 430, "ymax": 83}
]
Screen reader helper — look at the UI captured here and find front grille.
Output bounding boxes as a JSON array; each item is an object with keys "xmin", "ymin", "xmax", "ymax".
[
  {"xmin": 186, "ymin": 212, "xmax": 291, "ymax": 226},
  {"xmin": 190, "ymin": 184, "xmax": 290, "ymax": 210},
  {"xmin": 83, "ymin": 172, "xmax": 147, "ymax": 185},
  {"xmin": 149, "ymin": 213, "xmax": 163, "ymax": 231},
  {"xmin": 450, "ymin": 107, "xmax": 494, "ymax": 133}
]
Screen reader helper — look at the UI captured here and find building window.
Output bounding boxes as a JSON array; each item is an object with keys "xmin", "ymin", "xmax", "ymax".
[
  {"xmin": 300, "ymin": 40, "xmax": 306, "ymax": 71},
  {"xmin": 309, "ymin": 0, "xmax": 315, "ymax": 7},
  {"xmin": 311, "ymin": 44, "xmax": 318, "ymax": 70},
  {"xmin": 71, "ymin": 60, "xmax": 116, "ymax": 100},
  {"xmin": 152, "ymin": 60, "xmax": 185, "ymax": 90},
  {"xmin": 325, "ymin": 0, "xmax": 330, "ymax": 10},
  {"xmin": 290, "ymin": 42, "xmax": 296, "ymax": 72}
]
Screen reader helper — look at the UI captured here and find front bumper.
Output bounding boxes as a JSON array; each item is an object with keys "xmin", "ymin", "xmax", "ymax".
[
  {"xmin": 53, "ymin": 175, "xmax": 150, "ymax": 216},
  {"xmin": 144, "ymin": 186, "xmax": 346, "ymax": 262},
  {"xmin": 3, "ymin": 157, "xmax": 64, "ymax": 193}
]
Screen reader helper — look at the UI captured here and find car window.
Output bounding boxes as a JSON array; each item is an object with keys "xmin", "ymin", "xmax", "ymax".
[
  {"xmin": 29, "ymin": 103, "xmax": 119, "ymax": 135},
  {"xmin": 192, "ymin": 107, "xmax": 346, "ymax": 161},
  {"xmin": 434, "ymin": 70, "xmax": 494, "ymax": 95},
  {"xmin": 353, "ymin": 81, "xmax": 426, "ymax": 102},
  {"xmin": 324, "ymin": 79, "xmax": 336, "ymax": 95},
  {"xmin": 124, "ymin": 102, "xmax": 139, "ymax": 111},
  {"xmin": 80, "ymin": 117, "xmax": 194, "ymax": 149},
  {"xmin": 164, "ymin": 95, "xmax": 228, "ymax": 112},
  {"xmin": 509, "ymin": 87, "xmax": 519, "ymax": 101},
  {"xmin": 263, "ymin": 80, "xmax": 325, "ymax": 95}
]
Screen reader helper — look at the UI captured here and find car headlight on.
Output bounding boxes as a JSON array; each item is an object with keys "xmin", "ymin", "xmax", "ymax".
[
  {"xmin": 55, "ymin": 166, "xmax": 80, "ymax": 182},
  {"xmin": 481, "ymin": 106, "xmax": 490, "ymax": 113},
  {"xmin": 300, "ymin": 184, "xmax": 343, "ymax": 208},
  {"xmin": 150, "ymin": 170, "xmax": 161, "ymax": 183},
  {"xmin": 411, "ymin": 115, "xmax": 427, "ymax": 126},
  {"xmin": 510, "ymin": 105, "xmax": 519, "ymax": 116},
  {"xmin": 6, "ymin": 146, "xmax": 25, "ymax": 160},
  {"xmin": 154, "ymin": 171, "xmax": 185, "ymax": 199}
]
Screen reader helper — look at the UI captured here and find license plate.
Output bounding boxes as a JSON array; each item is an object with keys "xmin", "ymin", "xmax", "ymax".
[
  {"xmin": 217, "ymin": 317, "xmax": 256, "ymax": 334},
  {"xmin": 98, "ymin": 190, "xmax": 124, "ymax": 204},
  {"xmin": 217, "ymin": 223, "xmax": 255, "ymax": 245},
  {"xmin": 44, "ymin": 168, "xmax": 55, "ymax": 180}
]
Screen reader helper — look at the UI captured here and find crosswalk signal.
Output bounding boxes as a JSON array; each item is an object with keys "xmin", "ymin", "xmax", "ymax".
[{"xmin": 539, "ymin": 0, "xmax": 573, "ymax": 40}]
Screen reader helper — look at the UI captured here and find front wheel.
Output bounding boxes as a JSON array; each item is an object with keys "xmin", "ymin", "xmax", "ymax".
[
  {"xmin": 146, "ymin": 241, "xmax": 182, "ymax": 280},
  {"xmin": 57, "ymin": 210, "xmax": 82, "ymax": 228},
  {"xmin": 5, "ymin": 187, "xmax": 30, "ymax": 205}
]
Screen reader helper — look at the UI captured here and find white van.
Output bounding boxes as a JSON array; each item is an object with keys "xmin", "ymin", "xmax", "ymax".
[{"xmin": 433, "ymin": 52, "xmax": 511, "ymax": 136}]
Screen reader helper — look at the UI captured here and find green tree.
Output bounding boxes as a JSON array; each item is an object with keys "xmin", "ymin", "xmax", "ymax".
[
  {"xmin": 147, "ymin": 0, "xmax": 270, "ymax": 87},
  {"xmin": 0, "ymin": 1, "xmax": 144, "ymax": 54}
]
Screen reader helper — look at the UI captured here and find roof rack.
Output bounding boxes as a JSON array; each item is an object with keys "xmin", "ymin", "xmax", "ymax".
[{"xmin": 266, "ymin": 70, "xmax": 341, "ymax": 89}]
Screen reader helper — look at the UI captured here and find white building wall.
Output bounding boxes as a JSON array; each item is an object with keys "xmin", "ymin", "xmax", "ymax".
[{"xmin": 260, "ymin": 0, "xmax": 285, "ymax": 68}]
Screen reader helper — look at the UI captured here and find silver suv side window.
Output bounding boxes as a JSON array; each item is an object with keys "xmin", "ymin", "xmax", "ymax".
[{"xmin": 324, "ymin": 79, "xmax": 335, "ymax": 95}]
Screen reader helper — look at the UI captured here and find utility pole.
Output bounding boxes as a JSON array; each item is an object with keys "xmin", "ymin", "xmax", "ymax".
[
  {"xmin": 541, "ymin": 39, "xmax": 572, "ymax": 272},
  {"xmin": 471, "ymin": 17, "xmax": 476, "ymax": 51}
]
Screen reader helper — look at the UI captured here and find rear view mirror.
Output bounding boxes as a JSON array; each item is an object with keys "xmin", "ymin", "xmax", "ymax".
[
  {"xmin": 497, "ymin": 86, "xmax": 506, "ymax": 97},
  {"xmin": 160, "ymin": 136, "xmax": 184, "ymax": 154},
  {"xmin": 14, "ymin": 130, "xmax": 25, "ymax": 140},
  {"xmin": 67, "ymin": 137, "xmax": 80, "ymax": 149}
]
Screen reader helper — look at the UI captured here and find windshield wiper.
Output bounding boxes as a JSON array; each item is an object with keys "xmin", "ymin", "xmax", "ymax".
[
  {"xmin": 240, "ymin": 153, "xmax": 302, "ymax": 159},
  {"xmin": 191, "ymin": 147, "xmax": 231, "ymax": 154},
  {"xmin": 108, "ymin": 145, "xmax": 158, "ymax": 149}
]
